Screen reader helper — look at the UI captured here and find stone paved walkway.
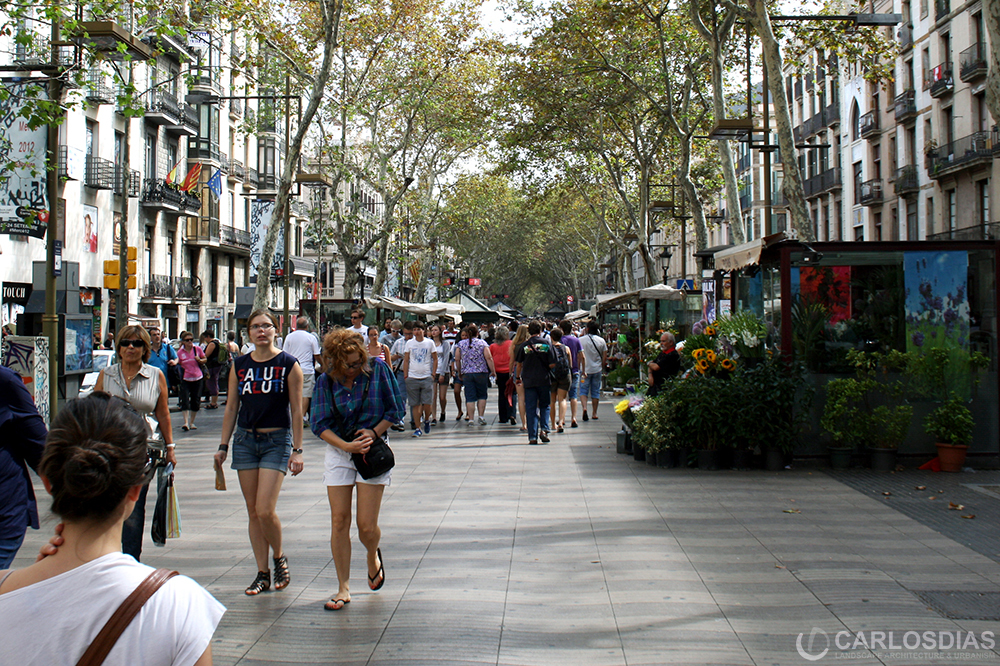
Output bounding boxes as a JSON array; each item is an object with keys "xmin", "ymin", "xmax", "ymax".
[{"xmin": 13, "ymin": 397, "xmax": 1000, "ymax": 665}]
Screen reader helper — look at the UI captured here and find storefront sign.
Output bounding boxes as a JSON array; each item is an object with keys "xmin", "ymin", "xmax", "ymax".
[{"xmin": 2, "ymin": 282, "xmax": 31, "ymax": 305}]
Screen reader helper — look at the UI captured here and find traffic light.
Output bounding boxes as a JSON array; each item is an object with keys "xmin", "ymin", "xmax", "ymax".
[{"xmin": 103, "ymin": 246, "xmax": 137, "ymax": 290}]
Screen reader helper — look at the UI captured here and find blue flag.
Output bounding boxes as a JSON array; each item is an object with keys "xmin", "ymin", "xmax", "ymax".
[{"xmin": 207, "ymin": 169, "xmax": 223, "ymax": 201}]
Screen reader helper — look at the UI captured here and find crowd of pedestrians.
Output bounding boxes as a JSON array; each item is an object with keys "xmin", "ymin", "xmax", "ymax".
[{"xmin": 0, "ymin": 308, "xmax": 611, "ymax": 664}]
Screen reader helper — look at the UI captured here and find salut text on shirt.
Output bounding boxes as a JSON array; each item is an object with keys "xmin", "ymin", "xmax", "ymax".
[{"xmin": 238, "ymin": 365, "xmax": 288, "ymax": 394}]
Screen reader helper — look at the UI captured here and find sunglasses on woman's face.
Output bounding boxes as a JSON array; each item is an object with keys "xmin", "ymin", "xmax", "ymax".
[
  {"xmin": 119, "ymin": 339, "xmax": 144, "ymax": 348},
  {"xmin": 182, "ymin": 338, "xmax": 194, "ymax": 342}
]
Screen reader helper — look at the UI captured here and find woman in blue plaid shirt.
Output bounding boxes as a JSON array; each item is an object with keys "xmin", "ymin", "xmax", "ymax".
[{"xmin": 311, "ymin": 329, "xmax": 404, "ymax": 611}]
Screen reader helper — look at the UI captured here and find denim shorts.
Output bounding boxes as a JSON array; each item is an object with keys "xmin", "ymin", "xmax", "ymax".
[
  {"xmin": 463, "ymin": 372, "xmax": 490, "ymax": 402},
  {"xmin": 580, "ymin": 373, "xmax": 603, "ymax": 399},
  {"xmin": 232, "ymin": 427, "xmax": 292, "ymax": 474},
  {"xmin": 568, "ymin": 372, "xmax": 580, "ymax": 400}
]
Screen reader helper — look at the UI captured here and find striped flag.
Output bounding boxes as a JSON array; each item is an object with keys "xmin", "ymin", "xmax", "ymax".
[
  {"xmin": 164, "ymin": 160, "xmax": 183, "ymax": 185},
  {"xmin": 180, "ymin": 163, "xmax": 202, "ymax": 192},
  {"xmin": 206, "ymin": 168, "xmax": 223, "ymax": 201}
]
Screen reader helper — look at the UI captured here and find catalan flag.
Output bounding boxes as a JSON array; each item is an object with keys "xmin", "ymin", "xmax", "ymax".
[{"xmin": 180, "ymin": 162, "xmax": 202, "ymax": 192}]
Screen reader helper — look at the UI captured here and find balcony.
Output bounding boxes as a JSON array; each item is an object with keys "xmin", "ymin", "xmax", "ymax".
[
  {"xmin": 165, "ymin": 103, "xmax": 198, "ymax": 136},
  {"xmin": 803, "ymin": 167, "xmax": 842, "ymax": 197},
  {"xmin": 145, "ymin": 90, "xmax": 180, "ymax": 125},
  {"xmin": 927, "ymin": 132, "xmax": 993, "ymax": 179},
  {"xmin": 187, "ymin": 137, "xmax": 222, "ymax": 163},
  {"xmin": 258, "ymin": 173, "xmax": 279, "ymax": 192},
  {"xmin": 229, "ymin": 98, "xmax": 243, "ymax": 120},
  {"xmin": 245, "ymin": 106, "xmax": 256, "ymax": 127},
  {"xmin": 859, "ymin": 178, "xmax": 884, "ymax": 206},
  {"xmin": 894, "ymin": 89, "xmax": 916, "ymax": 122},
  {"xmin": 247, "ymin": 167, "xmax": 260, "ymax": 188},
  {"xmin": 228, "ymin": 159, "xmax": 245, "ymax": 182},
  {"xmin": 897, "ymin": 22, "xmax": 913, "ymax": 50},
  {"xmin": 188, "ymin": 66, "xmax": 222, "ymax": 95},
  {"xmin": 186, "ymin": 216, "xmax": 220, "ymax": 245},
  {"xmin": 893, "ymin": 165, "xmax": 919, "ymax": 196},
  {"xmin": 114, "ymin": 167, "xmax": 141, "ymax": 197},
  {"xmin": 960, "ymin": 43, "xmax": 987, "ymax": 82},
  {"xmin": 220, "ymin": 225, "xmax": 252, "ymax": 253},
  {"xmin": 736, "ymin": 152, "xmax": 751, "ymax": 173},
  {"xmin": 927, "ymin": 223, "xmax": 1000, "ymax": 241},
  {"xmin": 86, "ymin": 70, "xmax": 115, "ymax": 105},
  {"xmin": 142, "ymin": 275, "xmax": 202, "ymax": 303},
  {"xmin": 140, "ymin": 178, "xmax": 186, "ymax": 212},
  {"xmin": 928, "ymin": 64, "xmax": 953, "ymax": 98},
  {"xmin": 859, "ymin": 111, "xmax": 879, "ymax": 138},
  {"xmin": 85, "ymin": 156, "xmax": 116, "ymax": 190},
  {"xmin": 13, "ymin": 31, "xmax": 48, "ymax": 65}
]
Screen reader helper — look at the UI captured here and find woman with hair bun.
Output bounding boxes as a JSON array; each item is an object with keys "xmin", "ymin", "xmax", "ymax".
[
  {"xmin": 0, "ymin": 393, "xmax": 225, "ymax": 666},
  {"xmin": 311, "ymin": 328, "xmax": 404, "ymax": 611}
]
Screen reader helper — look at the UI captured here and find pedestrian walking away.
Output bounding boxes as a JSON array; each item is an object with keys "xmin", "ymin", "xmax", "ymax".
[
  {"xmin": 489, "ymin": 326, "xmax": 514, "ymax": 426},
  {"xmin": 579, "ymin": 321, "xmax": 608, "ymax": 421},
  {"xmin": 453, "ymin": 324, "xmax": 495, "ymax": 426},
  {"xmin": 283, "ymin": 316, "xmax": 324, "ymax": 422},
  {"xmin": 176, "ymin": 332, "xmax": 207, "ymax": 431},
  {"xmin": 0, "ymin": 393, "xmax": 225, "ymax": 666},
  {"xmin": 215, "ymin": 310, "xmax": 304, "ymax": 596},
  {"xmin": 514, "ymin": 321, "xmax": 556, "ymax": 445},
  {"xmin": 0, "ymin": 365, "xmax": 47, "ymax": 569},
  {"xmin": 94, "ymin": 325, "xmax": 175, "ymax": 561},
  {"xmin": 548, "ymin": 328, "xmax": 572, "ymax": 432},
  {"xmin": 558, "ymin": 319, "xmax": 583, "ymax": 428},
  {"xmin": 200, "ymin": 330, "xmax": 225, "ymax": 409},
  {"xmin": 429, "ymin": 324, "xmax": 452, "ymax": 423},
  {"xmin": 451, "ymin": 328, "xmax": 467, "ymax": 420},
  {"xmin": 311, "ymin": 329, "xmax": 405, "ymax": 611},
  {"xmin": 510, "ymin": 324, "xmax": 530, "ymax": 431}
]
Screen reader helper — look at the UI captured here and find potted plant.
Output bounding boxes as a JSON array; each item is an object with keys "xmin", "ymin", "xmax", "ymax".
[
  {"xmin": 631, "ymin": 391, "xmax": 679, "ymax": 467},
  {"xmin": 924, "ymin": 393, "xmax": 974, "ymax": 472}
]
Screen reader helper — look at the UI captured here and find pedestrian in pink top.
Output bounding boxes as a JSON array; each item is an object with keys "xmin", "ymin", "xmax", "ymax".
[{"xmin": 176, "ymin": 331, "xmax": 207, "ymax": 431}]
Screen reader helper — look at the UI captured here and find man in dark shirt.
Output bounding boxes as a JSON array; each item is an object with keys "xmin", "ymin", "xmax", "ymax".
[
  {"xmin": 647, "ymin": 332, "xmax": 681, "ymax": 397},
  {"xmin": 0, "ymin": 365, "xmax": 47, "ymax": 568},
  {"xmin": 514, "ymin": 321, "xmax": 556, "ymax": 445}
]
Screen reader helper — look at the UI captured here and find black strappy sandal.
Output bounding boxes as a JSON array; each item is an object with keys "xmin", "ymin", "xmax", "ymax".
[
  {"xmin": 245, "ymin": 570, "xmax": 271, "ymax": 596},
  {"xmin": 273, "ymin": 555, "xmax": 290, "ymax": 590},
  {"xmin": 368, "ymin": 548, "xmax": 385, "ymax": 591}
]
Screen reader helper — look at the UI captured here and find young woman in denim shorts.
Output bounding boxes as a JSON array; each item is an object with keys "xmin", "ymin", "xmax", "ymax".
[{"xmin": 215, "ymin": 310, "xmax": 304, "ymax": 596}]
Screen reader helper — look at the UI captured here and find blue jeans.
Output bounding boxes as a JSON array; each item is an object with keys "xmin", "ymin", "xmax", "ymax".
[
  {"xmin": 0, "ymin": 531, "xmax": 26, "ymax": 569},
  {"xmin": 395, "ymin": 370, "xmax": 408, "ymax": 416},
  {"xmin": 523, "ymin": 385, "xmax": 551, "ymax": 441},
  {"xmin": 568, "ymin": 372, "xmax": 580, "ymax": 401}
]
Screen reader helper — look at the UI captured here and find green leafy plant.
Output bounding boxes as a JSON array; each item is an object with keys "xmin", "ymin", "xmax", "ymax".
[
  {"xmin": 606, "ymin": 366, "xmax": 638, "ymax": 387},
  {"xmin": 924, "ymin": 393, "xmax": 974, "ymax": 445},
  {"xmin": 631, "ymin": 391, "xmax": 682, "ymax": 453},
  {"xmin": 735, "ymin": 356, "xmax": 812, "ymax": 453}
]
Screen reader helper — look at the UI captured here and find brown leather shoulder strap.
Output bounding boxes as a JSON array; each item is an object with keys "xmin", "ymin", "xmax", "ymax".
[{"xmin": 76, "ymin": 568, "xmax": 179, "ymax": 666}]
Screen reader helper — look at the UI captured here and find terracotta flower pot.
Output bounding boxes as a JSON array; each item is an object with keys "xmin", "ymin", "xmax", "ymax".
[{"xmin": 936, "ymin": 442, "xmax": 968, "ymax": 472}]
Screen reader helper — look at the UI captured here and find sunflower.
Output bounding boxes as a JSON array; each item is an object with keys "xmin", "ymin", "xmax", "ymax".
[
  {"xmin": 704, "ymin": 325, "xmax": 717, "ymax": 336},
  {"xmin": 696, "ymin": 359, "xmax": 710, "ymax": 374},
  {"xmin": 615, "ymin": 398, "xmax": 631, "ymax": 415},
  {"xmin": 721, "ymin": 358, "xmax": 736, "ymax": 371},
  {"xmin": 692, "ymin": 348, "xmax": 706, "ymax": 360},
  {"xmin": 705, "ymin": 349, "xmax": 717, "ymax": 364}
]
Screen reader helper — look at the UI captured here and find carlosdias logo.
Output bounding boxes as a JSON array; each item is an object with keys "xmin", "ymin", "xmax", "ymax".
[{"xmin": 796, "ymin": 628, "xmax": 830, "ymax": 661}]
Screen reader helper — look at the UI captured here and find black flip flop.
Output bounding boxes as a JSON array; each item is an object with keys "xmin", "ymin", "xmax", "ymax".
[
  {"xmin": 324, "ymin": 598, "xmax": 350, "ymax": 611},
  {"xmin": 368, "ymin": 548, "xmax": 385, "ymax": 591}
]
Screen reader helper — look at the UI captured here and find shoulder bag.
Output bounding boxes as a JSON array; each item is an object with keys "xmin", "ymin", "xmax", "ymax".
[
  {"xmin": 325, "ymin": 372, "xmax": 395, "ymax": 479},
  {"xmin": 75, "ymin": 569, "xmax": 178, "ymax": 666}
]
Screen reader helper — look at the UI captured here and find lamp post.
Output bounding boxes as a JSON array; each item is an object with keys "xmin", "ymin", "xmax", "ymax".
[{"xmin": 356, "ymin": 255, "xmax": 368, "ymax": 302}]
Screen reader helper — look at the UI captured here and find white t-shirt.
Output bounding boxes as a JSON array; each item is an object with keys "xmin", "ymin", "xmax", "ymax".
[
  {"xmin": 390, "ymin": 336, "xmax": 409, "ymax": 372},
  {"xmin": 282, "ymin": 329, "xmax": 321, "ymax": 375},
  {"xmin": 0, "ymin": 552, "xmax": 225, "ymax": 666},
  {"xmin": 348, "ymin": 325, "xmax": 368, "ymax": 343},
  {"xmin": 405, "ymin": 338, "xmax": 437, "ymax": 379},
  {"xmin": 580, "ymin": 334, "xmax": 607, "ymax": 374}
]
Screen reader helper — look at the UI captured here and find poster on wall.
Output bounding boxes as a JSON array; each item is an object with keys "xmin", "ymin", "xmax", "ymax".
[
  {"xmin": 83, "ymin": 204, "xmax": 99, "ymax": 253},
  {"xmin": 249, "ymin": 199, "xmax": 285, "ymax": 278},
  {"xmin": 903, "ymin": 250, "xmax": 971, "ymax": 396},
  {"xmin": 702, "ymin": 278, "xmax": 715, "ymax": 323},
  {"xmin": 0, "ymin": 82, "xmax": 49, "ymax": 238},
  {"xmin": 794, "ymin": 266, "xmax": 852, "ymax": 323}
]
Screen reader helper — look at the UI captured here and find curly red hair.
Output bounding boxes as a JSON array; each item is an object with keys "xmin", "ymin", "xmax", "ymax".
[{"xmin": 322, "ymin": 328, "xmax": 371, "ymax": 377}]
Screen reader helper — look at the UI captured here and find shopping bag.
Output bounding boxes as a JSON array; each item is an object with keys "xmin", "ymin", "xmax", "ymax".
[
  {"xmin": 150, "ymin": 463, "xmax": 173, "ymax": 547},
  {"xmin": 166, "ymin": 480, "xmax": 181, "ymax": 539},
  {"xmin": 214, "ymin": 460, "xmax": 227, "ymax": 491}
]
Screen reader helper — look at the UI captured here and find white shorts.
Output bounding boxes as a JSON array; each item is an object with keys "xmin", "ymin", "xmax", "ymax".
[
  {"xmin": 323, "ymin": 440, "xmax": 392, "ymax": 487},
  {"xmin": 302, "ymin": 372, "xmax": 316, "ymax": 399}
]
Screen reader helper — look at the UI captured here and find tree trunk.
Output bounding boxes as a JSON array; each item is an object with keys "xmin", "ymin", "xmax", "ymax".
[
  {"xmin": 747, "ymin": 0, "xmax": 812, "ymax": 242},
  {"xmin": 371, "ymin": 229, "xmax": 391, "ymax": 296},
  {"xmin": 986, "ymin": 3, "xmax": 1000, "ymax": 122}
]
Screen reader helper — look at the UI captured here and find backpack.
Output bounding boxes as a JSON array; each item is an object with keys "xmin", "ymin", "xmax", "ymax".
[
  {"xmin": 206, "ymin": 339, "xmax": 227, "ymax": 368},
  {"xmin": 549, "ymin": 343, "xmax": 570, "ymax": 382}
]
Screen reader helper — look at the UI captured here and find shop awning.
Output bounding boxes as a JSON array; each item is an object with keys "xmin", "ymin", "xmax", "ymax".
[
  {"xmin": 714, "ymin": 232, "xmax": 787, "ymax": 272},
  {"xmin": 564, "ymin": 309, "xmax": 591, "ymax": 321},
  {"xmin": 637, "ymin": 283, "xmax": 685, "ymax": 301},
  {"xmin": 364, "ymin": 295, "xmax": 465, "ymax": 323}
]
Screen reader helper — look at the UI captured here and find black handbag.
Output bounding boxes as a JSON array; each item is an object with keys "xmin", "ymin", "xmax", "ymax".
[{"xmin": 325, "ymin": 372, "xmax": 396, "ymax": 479}]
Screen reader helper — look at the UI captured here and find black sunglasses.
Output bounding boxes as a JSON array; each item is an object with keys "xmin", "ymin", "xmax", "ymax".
[
  {"xmin": 119, "ymin": 339, "xmax": 144, "ymax": 348},
  {"xmin": 182, "ymin": 337, "xmax": 194, "ymax": 342}
]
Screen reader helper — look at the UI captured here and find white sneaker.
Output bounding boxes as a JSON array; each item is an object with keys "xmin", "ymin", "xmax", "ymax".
[
  {"xmin": 467, "ymin": 420, "xmax": 476, "ymax": 427},
  {"xmin": 478, "ymin": 417, "xmax": 487, "ymax": 426}
]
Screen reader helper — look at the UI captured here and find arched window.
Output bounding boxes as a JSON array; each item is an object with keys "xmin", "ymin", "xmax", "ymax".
[{"xmin": 851, "ymin": 101, "xmax": 861, "ymax": 141}]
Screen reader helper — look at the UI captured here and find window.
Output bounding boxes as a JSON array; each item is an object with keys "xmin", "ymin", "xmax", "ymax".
[
  {"xmin": 947, "ymin": 189, "xmax": 956, "ymax": 232},
  {"xmin": 874, "ymin": 212, "xmax": 882, "ymax": 241},
  {"xmin": 836, "ymin": 201, "xmax": 843, "ymax": 240},
  {"xmin": 144, "ymin": 226, "xmax": 153, "ymax": 278},
  {"xmin": 979, "ymin": 181, "xmax": 990, "ymax": 232},
  {"xmin": 210, "ymin": 252, "xmax": 219, "ymax": 302},
  {"xmin": 229, "ymin": 257, "xmax": 236, "ymax": 302},
  {"xmin": 872, "ymin": 143, "xmax": 881, "ymax": 180},
  {"xmin": 145, "ymin": 133, "xmax": 156, "ymax": 179},
  {"xmin": 851, "ymin": 101, "xmax": 861, "ymax": 140},
  {"xmin": 230, "ymin": 192, "xmax": 236, "ymax": 226},
  {"xmin": 853, "ymin": 161, "xmax": 863, "ymax": 205},
  {"xmin": 167, "ymin": 237, "xmax": 174, "ymax": 278},
  {"xmin": 926, "ymin": 196, "xmax": 934, "ymax": 236},
  {"xmin": 942, "ymin": 106, "xmax": 954, "ymax": 146},
  {"xmin": 891, "ymin": 207, "xmax": 898, "ymax": 241},
  {"xmin": 823, "ymin": 203, "xmax": 830, "ymax": 241},
  {"xmin": 86, "ymin": 122, "xmax": 96, "ymax": 157},
  {"xmin": 114, "ymin": 131, "xmax": 124, "ymax": 165}
]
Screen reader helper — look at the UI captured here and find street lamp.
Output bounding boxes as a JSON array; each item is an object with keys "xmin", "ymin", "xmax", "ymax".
[{"xmin": 356, "ymin": 255, "xmax": 368, "ymax": 302}]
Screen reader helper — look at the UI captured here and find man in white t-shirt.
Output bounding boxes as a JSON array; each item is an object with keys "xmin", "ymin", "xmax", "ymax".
[
  {"xmin": 579, "ymin": 321, "xmax": 608, "ymax": 421},
  {"xmin": 348, "ymin": 307, "xmax": 368, "ymax": 342},
  {"xmin": 404, "ymin": 321, "xmax": 438, "ymax": 437},
  {"xmin": 281, "ymin": 316, "xmax": 323, "ymax": 419}
]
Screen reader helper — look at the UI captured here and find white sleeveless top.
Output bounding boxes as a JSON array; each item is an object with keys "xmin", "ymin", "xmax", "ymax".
[{"xmin": 103, "ymin": 363, "xmax": 162, "ymax": 430}]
